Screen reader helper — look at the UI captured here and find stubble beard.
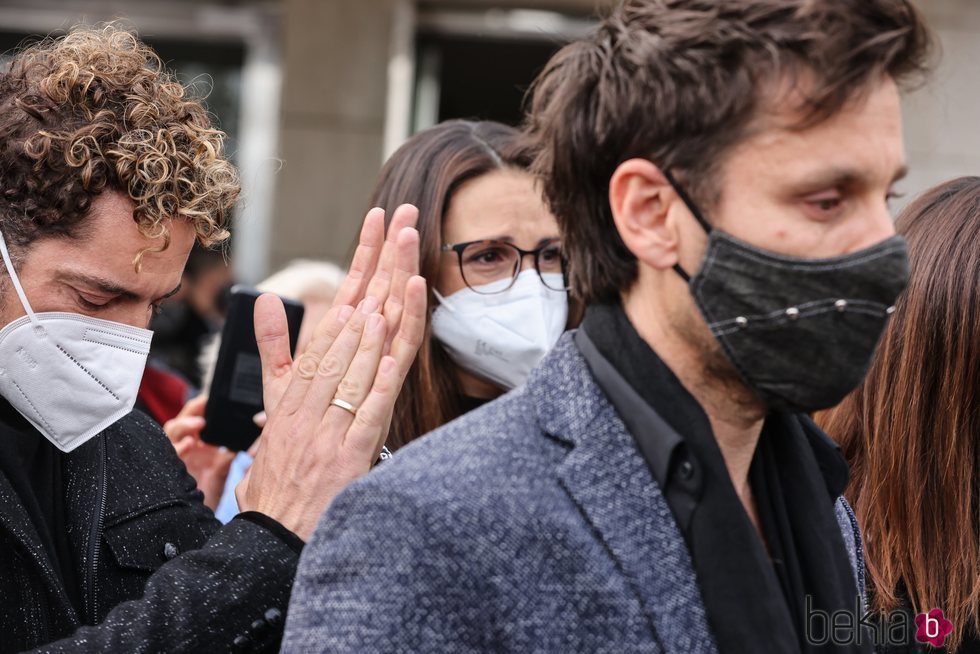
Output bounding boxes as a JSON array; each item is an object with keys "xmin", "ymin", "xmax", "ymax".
[{"xmin": 672, "ymin": 302, "xmax": 767, "ymax": 423}]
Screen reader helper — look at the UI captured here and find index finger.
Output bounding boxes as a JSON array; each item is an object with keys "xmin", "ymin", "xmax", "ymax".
[
  {"xmin": 364, "ymin": 204, "xmax": 419, "ymax": 305},
  {"xmin": 177, "ymin": 394, "xmax": 208, "ymax": 419},
  {"xmin": 382, "ymin": 225, "xmax": 421, "ymax": 351},
  {"xmin": 332, "ymin": 208, "xmax": 385, "ymax": 308}
]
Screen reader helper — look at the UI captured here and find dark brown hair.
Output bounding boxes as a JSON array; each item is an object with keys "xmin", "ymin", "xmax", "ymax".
[
  {"xmin": 368, "ymin": 120, "xmax": 535, "ymax": 450},
  {"xmin": 526, "ymin": 0, "xmax": 933, "ymax": 304},
  {"xmin": 818, "ymin": 178, "xmax": 980, "ymax": 650},
  {"xmin": 0, "ymin": 25, "xmax": 236, "ymax": 259}
]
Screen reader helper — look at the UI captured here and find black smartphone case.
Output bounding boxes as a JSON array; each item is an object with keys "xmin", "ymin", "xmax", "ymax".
[{"xmin": 201, "ymin": 285, "xmax": 304, "ymax": 451}]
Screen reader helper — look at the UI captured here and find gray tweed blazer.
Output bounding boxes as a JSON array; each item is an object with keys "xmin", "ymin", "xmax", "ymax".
[{"xmin": 283, "ymin": 332, "xmax": 865, "ymax": 653}]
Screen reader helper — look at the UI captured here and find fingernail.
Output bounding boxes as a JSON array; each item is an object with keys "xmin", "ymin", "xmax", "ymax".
[
  {"xmin": 361, "ymin": 296, "xmax": 380, "ymax": 314},
  {"xmin": 381, "ymin": 356, "xmax": 396, "ymax": 375},
  {"xmin": 336, "ymin": 305, "xmax": 355, "ymax": 322},
  {"xmin": 367, "ymin": 313, "xmax": 384, "ymax": 332}
]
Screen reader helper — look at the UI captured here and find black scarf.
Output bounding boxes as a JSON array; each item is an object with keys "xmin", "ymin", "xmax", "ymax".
[{"xmin": 581, "ymin": 303, "xmax": 869, "ymax": 654}]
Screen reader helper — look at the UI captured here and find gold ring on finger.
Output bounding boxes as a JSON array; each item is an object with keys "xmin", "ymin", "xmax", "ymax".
[{"xmin": 330, "ymin": 397, "xmax": 358, "ymax": 416}]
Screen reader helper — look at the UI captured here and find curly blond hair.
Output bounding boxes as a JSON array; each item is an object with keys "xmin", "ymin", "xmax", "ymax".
[{"xmin": 0, "ymin": 24, "xmax": 237, "ymax": 259}]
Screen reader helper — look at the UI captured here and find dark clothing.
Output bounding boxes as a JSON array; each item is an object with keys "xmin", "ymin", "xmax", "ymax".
[
  {"xmin": 579, "ymin": 303, "xmax": 867, "ymax": 654},
  {"xmin": 458, "ymin": 395, "xmax": 491, "ymax": 415},
  {"xmin": 0, "ymin": 403, "xmax": 82, "ymax": 614},
  {"xmin": 0, "ymin": 405, "xmax": 299, "ymax": 653},
  {"xmin": 283, "ymin": 331, "xmax": 867, "ymax": 653}
]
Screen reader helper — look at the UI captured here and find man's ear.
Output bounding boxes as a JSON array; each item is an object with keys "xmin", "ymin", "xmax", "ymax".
[{"xmin": 609, "ymin": 159, "xmax": 680, "ymax": 271}]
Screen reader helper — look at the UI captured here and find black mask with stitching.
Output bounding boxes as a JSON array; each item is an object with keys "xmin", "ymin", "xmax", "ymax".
[{"xmin": 666, "ymin": 170, "xmax": 909, "ymax": 413}]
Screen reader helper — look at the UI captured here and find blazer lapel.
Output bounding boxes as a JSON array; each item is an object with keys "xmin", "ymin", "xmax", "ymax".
[{"xmin": 529, "ymin": 333, "xmax": 717, "ymax": 654}]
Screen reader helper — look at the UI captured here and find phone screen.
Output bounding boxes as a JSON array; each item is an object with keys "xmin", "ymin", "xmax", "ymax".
[{"xmin": 201, "ymin": 286, "xmax": 304, "ymax": 451}]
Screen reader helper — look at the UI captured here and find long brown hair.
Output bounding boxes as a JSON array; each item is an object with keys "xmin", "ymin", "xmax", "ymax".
[
  {"xmin": 368, "ymin": 120, "xmax": 534, "ymax": 450},
  {"xmin": 818, "ymin": 177, "xmax": 980, "ymax": 649}
]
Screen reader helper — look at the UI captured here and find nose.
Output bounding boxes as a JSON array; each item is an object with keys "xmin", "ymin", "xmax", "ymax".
[
  {"xmin": 106, "ymin": 306, "xmax": 155, "ymax": 330},
  {"xmin": 516, "ymin": 251, "xmax": 537, "ymax": 273},
  {"xmin": 850, "ymin": 199, "xmax": 897, "ymax": 252}
]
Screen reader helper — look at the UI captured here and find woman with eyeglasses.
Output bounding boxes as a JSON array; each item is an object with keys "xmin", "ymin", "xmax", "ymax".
[{"xmin": 371, "ymin": 120, "xmax": 572, "ymax": 451}]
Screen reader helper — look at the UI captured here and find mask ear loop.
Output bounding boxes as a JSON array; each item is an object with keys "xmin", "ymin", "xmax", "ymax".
[
  {"xmin": 0, "ymin": 229, "xmax": 41, "ymax": 332},
  {"xmin": 662, "ymin": 169, "xmax": 713, "ymax": 283},
  {"xmin": 431, "ymin": 289, "xmax": 456, "ymax": 313}
]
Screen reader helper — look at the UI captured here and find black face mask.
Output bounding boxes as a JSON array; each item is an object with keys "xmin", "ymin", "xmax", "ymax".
[{"xmin": 666, "ymin": 171, "xmax": 909, "ymax": 413}]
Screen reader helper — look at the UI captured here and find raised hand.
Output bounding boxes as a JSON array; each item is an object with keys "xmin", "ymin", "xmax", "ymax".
[
  {"xmin": 235, "ymin": 206, "xmax": 426, "ymax": 540},
  {"xmin": 258, "ymin": 205, "xmax": 419, "ymax": 420}
]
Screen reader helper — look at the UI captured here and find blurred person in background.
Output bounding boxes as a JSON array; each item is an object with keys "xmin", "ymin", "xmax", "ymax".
[
  {"xmin": 0, "ymin": 25, "xmax": 425, "ymax": 652},
  {"xmin": 370, "ymin": 119, "xmax": 572, "ymax": 451},
  {"xmin": 163, "ymin": 259, "xmax": 348, "ymax": 516},
  {"xmin": 818, "ymin": 177, "xmax": 980, "ymax": 653},
  {"xmin": 137, "ymin": 245, "xmax": 233, "ymax": 428},
  {"xmin": 150, "ymin": 244, "xmax": 233, "ymax": 388}
]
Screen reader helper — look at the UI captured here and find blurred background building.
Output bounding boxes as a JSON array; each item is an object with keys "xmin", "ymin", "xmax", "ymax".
[{"xmin": 0, "ymin": 0, "xmax": 977, "ymax": 285}]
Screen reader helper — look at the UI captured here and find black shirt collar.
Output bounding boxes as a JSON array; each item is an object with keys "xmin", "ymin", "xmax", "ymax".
[{"xmin": 579, "ymin": 301, "xmax": 864, "ymax": 654}]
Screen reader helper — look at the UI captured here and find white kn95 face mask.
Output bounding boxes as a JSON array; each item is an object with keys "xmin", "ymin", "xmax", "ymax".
[
  {"xmin": 431, "ymin": 270, "xmax": 568, "ymax": 391},
  {"xmin": 0, "ymin": 230, "xmax": 153, "ymax": 452}
]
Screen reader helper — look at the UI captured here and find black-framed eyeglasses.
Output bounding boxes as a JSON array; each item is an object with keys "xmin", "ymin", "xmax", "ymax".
[{"xmin": 441, "ymin": 238, "xmax": 569, "ymax": 295}]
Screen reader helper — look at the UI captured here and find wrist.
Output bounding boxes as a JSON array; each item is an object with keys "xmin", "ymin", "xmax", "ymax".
[{"xmin": 234, "ymin": 511, "xmax": 305, "ymax": 554}]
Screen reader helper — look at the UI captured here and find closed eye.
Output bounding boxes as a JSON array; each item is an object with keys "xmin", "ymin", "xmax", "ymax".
[{"xmin": 76, "ymin": 292, "xmax": 114, "ymax": 311}]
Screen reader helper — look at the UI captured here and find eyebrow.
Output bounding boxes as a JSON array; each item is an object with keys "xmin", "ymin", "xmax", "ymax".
[
  {"xmin": 799, "ymin": 164, "xmax": 909, "ymax": 193},
  {"xmin": 61, "ymin": 272, "xmax": 182, "ymax": 303},
  {"xmin": 475, "ymin": 235, "xmax": 515, "ymax": 244},
  {"xmin": 452, "ymin": 235, "xmax": 561, "ymax": 247}
]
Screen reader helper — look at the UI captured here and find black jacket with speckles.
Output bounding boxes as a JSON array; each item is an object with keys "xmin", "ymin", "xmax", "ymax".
[{"xmin": 0, "ymin": 410, "xmax": 300, "ymax": 653}]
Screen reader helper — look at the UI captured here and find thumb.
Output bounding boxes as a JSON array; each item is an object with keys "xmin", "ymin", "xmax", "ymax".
[
  {"xmin": 164, "ymin": 416, "xmax": 206, "ymax": 443},
  {"xmin": 235, "ymin": 468, "xmax": 251, "ymax": 506},
  {"xmin": 254, "ymin": 293, "xmax": 292, "ymax": 410},
  {"xmin": 178, "ymin": 394, "xmax": 208, "ymax": 419}
]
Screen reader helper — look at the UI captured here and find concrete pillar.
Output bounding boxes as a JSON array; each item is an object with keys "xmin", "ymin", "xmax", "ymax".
[
  {"xmin": 271, "ymin": 0, "xmax": 399, "ymax": 270},
  {"xmin": 902, "ymin": 0, "xmax": 980, "ymax": 202}
]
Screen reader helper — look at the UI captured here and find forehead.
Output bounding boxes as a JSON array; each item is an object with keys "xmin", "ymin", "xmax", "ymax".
[
  {"xmin": 720, "ymin": 78, "xmax": 905, "ymax": 191},
  {"xmin": 54, "ymin": 192, "xmax": 194, "ymax": 291},
  {"xmin": 443, "ymin": 168, "xmax": 558, "ymax": 242}
]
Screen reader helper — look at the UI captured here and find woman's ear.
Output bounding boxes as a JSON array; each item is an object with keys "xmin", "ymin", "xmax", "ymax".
[{"xmin": 608, "ymin": 158, "xmax": 682, "ymax": 271}]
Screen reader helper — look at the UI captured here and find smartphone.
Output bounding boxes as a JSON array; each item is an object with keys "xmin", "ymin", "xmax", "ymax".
[{"xmin": 202, "ymin": 285, "xmax": 304, "ymax": 451}]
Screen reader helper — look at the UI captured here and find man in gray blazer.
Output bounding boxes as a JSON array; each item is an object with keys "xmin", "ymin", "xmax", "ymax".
[{"xmin": 284, "ymin": 1, "xmax": 933, "ymax": 652}]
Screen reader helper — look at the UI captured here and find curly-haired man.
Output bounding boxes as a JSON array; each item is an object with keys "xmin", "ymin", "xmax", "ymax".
[{"xmin": 0, "ymin": 25, "xmax": 425, "ymax": 653}]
